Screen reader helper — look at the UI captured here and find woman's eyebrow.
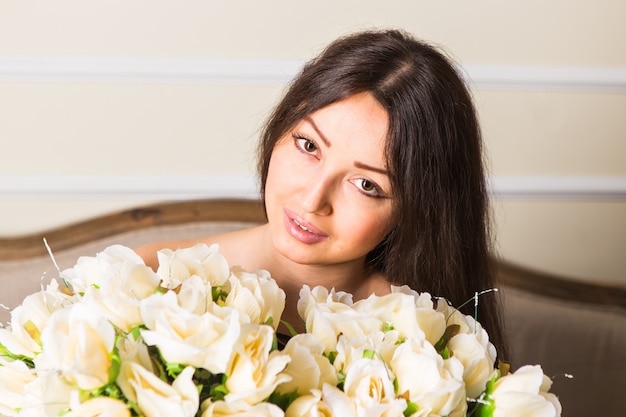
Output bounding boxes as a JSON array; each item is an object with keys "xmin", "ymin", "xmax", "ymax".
[
  {"xmin": 354, "ymin": 161, "xmax": 389, "ymax": 175},
  {"xmin": 304, "ymin": 116, "xmax": 331, "ymax": 147},
  {"xmin": 304, "ymin": 116, "xmax": 388, "ymax": 175}
]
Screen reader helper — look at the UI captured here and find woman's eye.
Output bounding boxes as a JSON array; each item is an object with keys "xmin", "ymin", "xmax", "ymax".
[
  {"xmin": 293, "ymin": 135, "xmax": 318, "ymax": 155},
  {"xmin": 354, "ymin": 178, "xmax": 381, "ymax": 197}
]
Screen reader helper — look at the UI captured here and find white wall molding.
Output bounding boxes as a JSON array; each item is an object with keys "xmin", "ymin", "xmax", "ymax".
[
  {"xmin": 2, "ymin": 174, "xmax": 626, "ymax": 201},
  {"xmin": 462, "ymin": 65, "xmax": 626, "ymax": 92},
  {"xmin": 0, "ymin": 56, "xmax": 301, "ymax": 86},
  {"xmin": 487, "ymin": 176, "xmax": 626, "ymax": 200},
  {"xmin": 0, "ymin": 174, "xmax": 261, "ymax": 200},
  {"xmin": 1, "ymin": 56, "xmax": 625, "ymax": 92}
]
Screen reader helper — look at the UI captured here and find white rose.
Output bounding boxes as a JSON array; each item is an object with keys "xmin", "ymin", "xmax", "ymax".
[
  {"xmin": 81, "ymin": 262, "xmax": 160, "ymax": 332},
  {"xmin": 0, "ymin": 279, "xmax": 74, "ymax": 358},
  {"xmin": 297, "ymin": 285, "xmax": 353, "ymax": 320},
  {"xmin": 140, "ymin": 291, "xmax": 242, "ymax": 373},
  {"xmin": 16, "ymin": 372, "xmax": 73, "ymax": 417},
  {"xmin": 435, "ymin": 298, "xmax": 489, "ymax": 337},
  {"xmin": 0, "ymin": 359, "xmax": 36, "ymax": 416},
  {"xmin": 224, "ymin": 268, "xmax": 286, "ymax": 329},
  {"xmin": 353, "ymin": 292, "xmax": 428, "ymax": 342},
  {"xmin": 488, "ymin": 365, "xmax": 562, "ymax": 417},
  {"xmin": 64, "ymin": 397, "xmax": 131, "ymax": 417},
  {"xmin": 342, "ymin": 357, "xmax": 407, "ymax": 417},
  {"xmin": 390, "ymin": 338, "xmax": 467, "ymax": 417},
  {"xmin": 319, "ymin": 384, "xmax": 359, "ymax": 417},
  {"xmin": 390, "ymin": 286, "xmax": 448, "ymax": 345},
  {"xmin": 333, "ymin": 331, "xmax": 400, "ymax": 376},
  {"xmin": 61, "ymin": 244, "xmax": 146, "ymax": 293},
  {"xmin": 433, "ymin": 298, "xmax": 498, "ymax": 398},
  {"xmin": 35, "ymin": 303, "xmax": 116, "ymax": 390},
  {"xmin": 275, "ymin": 333, "xmax": 337, "ymax": 396},
  {"xmin": 284, "ymin": 390, "xmax": 333, "ymax": 417},
  {"xmin": 176, "ymin": 274, "xmax": 213, "ymax": 315},
  {"xmin": 116, "ymin": 333, "xmax": 155, "ymax": 372},
  {"xmin": 201, "ymin": 399, "xmax": 285, "ymax": 417},
  {"xmin": 117, "ymin": 362, "xmax": 199, "ymax": 417},
  {"xmin": 447, "ymin": 332, "xmax": 496, "ymax": 398},
  {"xmin": 156, "ymin": 243, "xmax": 230, "ymax": 289},
  {"xmin": 297, "ymin": 286, "xmax": 381, "ymax": 352},
  {"xmin": 224, "ymin": 323, "xmax": 291, "ymax": 405}
]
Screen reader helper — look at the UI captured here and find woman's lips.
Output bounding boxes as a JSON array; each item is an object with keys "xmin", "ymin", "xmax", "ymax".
[{"xmin": 283, "ymin": 209, "xmax": 329, "ymax": 244}]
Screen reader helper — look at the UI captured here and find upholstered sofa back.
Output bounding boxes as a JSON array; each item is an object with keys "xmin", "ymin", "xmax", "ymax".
[{"xmin": 1, "ymin": 199, "xmax": 625, "ymax": 415}]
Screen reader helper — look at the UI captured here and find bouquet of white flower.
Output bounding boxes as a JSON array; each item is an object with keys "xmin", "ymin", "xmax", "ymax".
[{"xmin": 0, "ymin": 244, "xmax": 562, "ymax": 417}]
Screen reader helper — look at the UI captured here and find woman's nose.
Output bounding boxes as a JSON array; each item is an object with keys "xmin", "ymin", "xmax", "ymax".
[{"xmin": 301, "ymin": 176, "xmax": 333, "ymax": 216}]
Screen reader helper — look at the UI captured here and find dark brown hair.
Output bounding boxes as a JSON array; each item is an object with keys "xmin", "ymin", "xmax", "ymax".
[{"xmin": 258, "ymin": 29, "xmax": 506, "ymax": 358}]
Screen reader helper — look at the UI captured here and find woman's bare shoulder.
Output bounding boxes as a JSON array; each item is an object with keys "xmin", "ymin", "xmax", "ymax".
[{"xmin": 136, "ymin": 225, "xmax": 266, "ymax": 271}]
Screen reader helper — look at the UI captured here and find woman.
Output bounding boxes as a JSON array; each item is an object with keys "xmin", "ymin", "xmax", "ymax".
[{"xmin": 138, "ymin": 29, "xmax": 507, "ymax": 357}]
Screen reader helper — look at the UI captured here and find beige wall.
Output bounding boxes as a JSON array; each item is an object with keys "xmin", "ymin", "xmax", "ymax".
[{"xmin": 1, "ymin": 0, "xmax": 625, "ymax": 284}]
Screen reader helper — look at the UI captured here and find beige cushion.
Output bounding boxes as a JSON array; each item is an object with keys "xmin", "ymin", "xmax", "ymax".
[{"xmin": 502, "ymin": 286, "xmax": 626, "ymax": 415}]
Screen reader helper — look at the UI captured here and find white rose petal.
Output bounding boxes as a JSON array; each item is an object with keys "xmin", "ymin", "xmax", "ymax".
[
  {"xmin": 390, "ymin": 286, "xmax": 448, "ymax": 345},
  {"xmin": 0, "ymin": 359, "xmax": 36, "ymax": 416},
  {"xmin": 225, "ymin": 268, "xmax": 285, "ymax": 329},
  {"xmin": 0, "ymin": 280, "xmax": 74, "ymax": 358},
  {"xmin": 298, "ymin": 286, "xmax": 381, "ymax": 352},
  {"xmin": 353, "ymin": 292, "xmax": 427, "ymax": 341},
  {"xmin": 320, "ymin": 384, "xmax": 358, "ymax": 417},
  {"xmin": 490, "ymin": 365, "xmax": 562, "ymax": 417},
  {"xmin": 343, "ymin": 357, "xmax": 407, "ymax": 417},
  {"xmin": 17, "ymin": 372, "xmax": 73, "ymax": 417},
  {"xmin": 225, "ymin": 323, "xmax": 291, "ymax": 405},
  {"xmin": 176, "ymin": 275, "xmax": 213, "ymax": 315},
  {"xmin": 333, "ymin": 331, "xmax": 400, "ymax": 376},
  {"xmin": 62, "ymin": 245, "xmax": 146, "ymax": 293},
  {"xmin": 116, "ymin": 333, "xmax": 155, "ymax": 373},
  {"xmin": 390, "ymin": 339, "xmax": 467, "ymax": 417},
  {"xmin": 64, "ymin": 397, "xmax": 131, "ymax": 417},
  {"xmin": 140, "ymin": 291, "xmax": 241, "ymax": 373},
  {"xmin": 285, "ymin": 390, "xmax": 333, "ymax": 417},
  {"xmin": 81, "ymin": 262, "xmax": 160, "ymax": 332},
  {"xmin": 156, "ymin": 243, "xmax": 230, "ymax": 289},
  {"xmin": 58, "ymin": 244, "xmax": 160, "ymax": 332},
  {"xmin": 35, "ymin": 303, "xmax": 116, "ymax": 390},
  {"xmin": 275, "ymin": 333, "xmax": 337, "ymax": 396},
  {"xmin": 297, "ymin": 285, "xmax": 352, "ymax": 320},
  {"xmin": 447, "ymin": 332, "xmax": 496, "ymax": 398},
  {"xmin": 201, "ymin": 399, "xmax": 285, "ymax": 417},
  {"xmin": 119, "ymin": 363, "xmax": 198, "ymax": 417}
]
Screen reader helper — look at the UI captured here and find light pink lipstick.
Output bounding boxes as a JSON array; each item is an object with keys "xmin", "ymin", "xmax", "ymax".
[{"xmin": 283, "ymin": 208, "xmax": 329, "ymax": 244}]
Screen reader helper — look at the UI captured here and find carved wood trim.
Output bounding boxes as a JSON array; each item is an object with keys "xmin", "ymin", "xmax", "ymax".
[
  {"xmin": 0, "ymin": 199, "xmax": 266, "ymax": 261},
  {"xmin": 496, "ymin": 260, "xmax": 626, "ymax": 308}
]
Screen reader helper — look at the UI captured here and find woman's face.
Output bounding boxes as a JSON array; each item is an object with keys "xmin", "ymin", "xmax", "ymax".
[{"xmin": 264, "ymin": 92, "xmax": 395, "ymax": 268}]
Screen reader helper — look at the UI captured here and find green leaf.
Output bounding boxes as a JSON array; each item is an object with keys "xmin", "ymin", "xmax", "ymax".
[
  {"xmin": 434, "ymin": 324, "xmax": 460, "ymax": 356},
  {"xmin": 165, "ymin": 361, "xmax": 186, "ymax": 379},
  {"xmin": 129, "ymin": 325, "xmax": 145, "ymax": 341},
  {"xmin": 279, "ymin": 319, "xmax": 299, "ymax": 337},
  {"xmin": 326, "ymin": 350, "xmax": 338, "ymax": 365},
  {"xmin": 0, "ymin": 344, "xmax": 35, "ymax": 367},
  {"xmin": 269, "ymin": 390, "xmax": 300, "ymax": 411},
  {"xmin": 208, "ymin": 374, "xmax": 229, "ymax": 402},
  {"xmin": 212, "ymin": 286, "xmax": 229, "ymax": 303}
]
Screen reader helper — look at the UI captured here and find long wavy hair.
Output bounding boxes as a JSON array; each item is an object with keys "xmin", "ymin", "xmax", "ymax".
[{"xmin": 257, "ymin": 29, "xmax": 507, "ymax": 358}]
